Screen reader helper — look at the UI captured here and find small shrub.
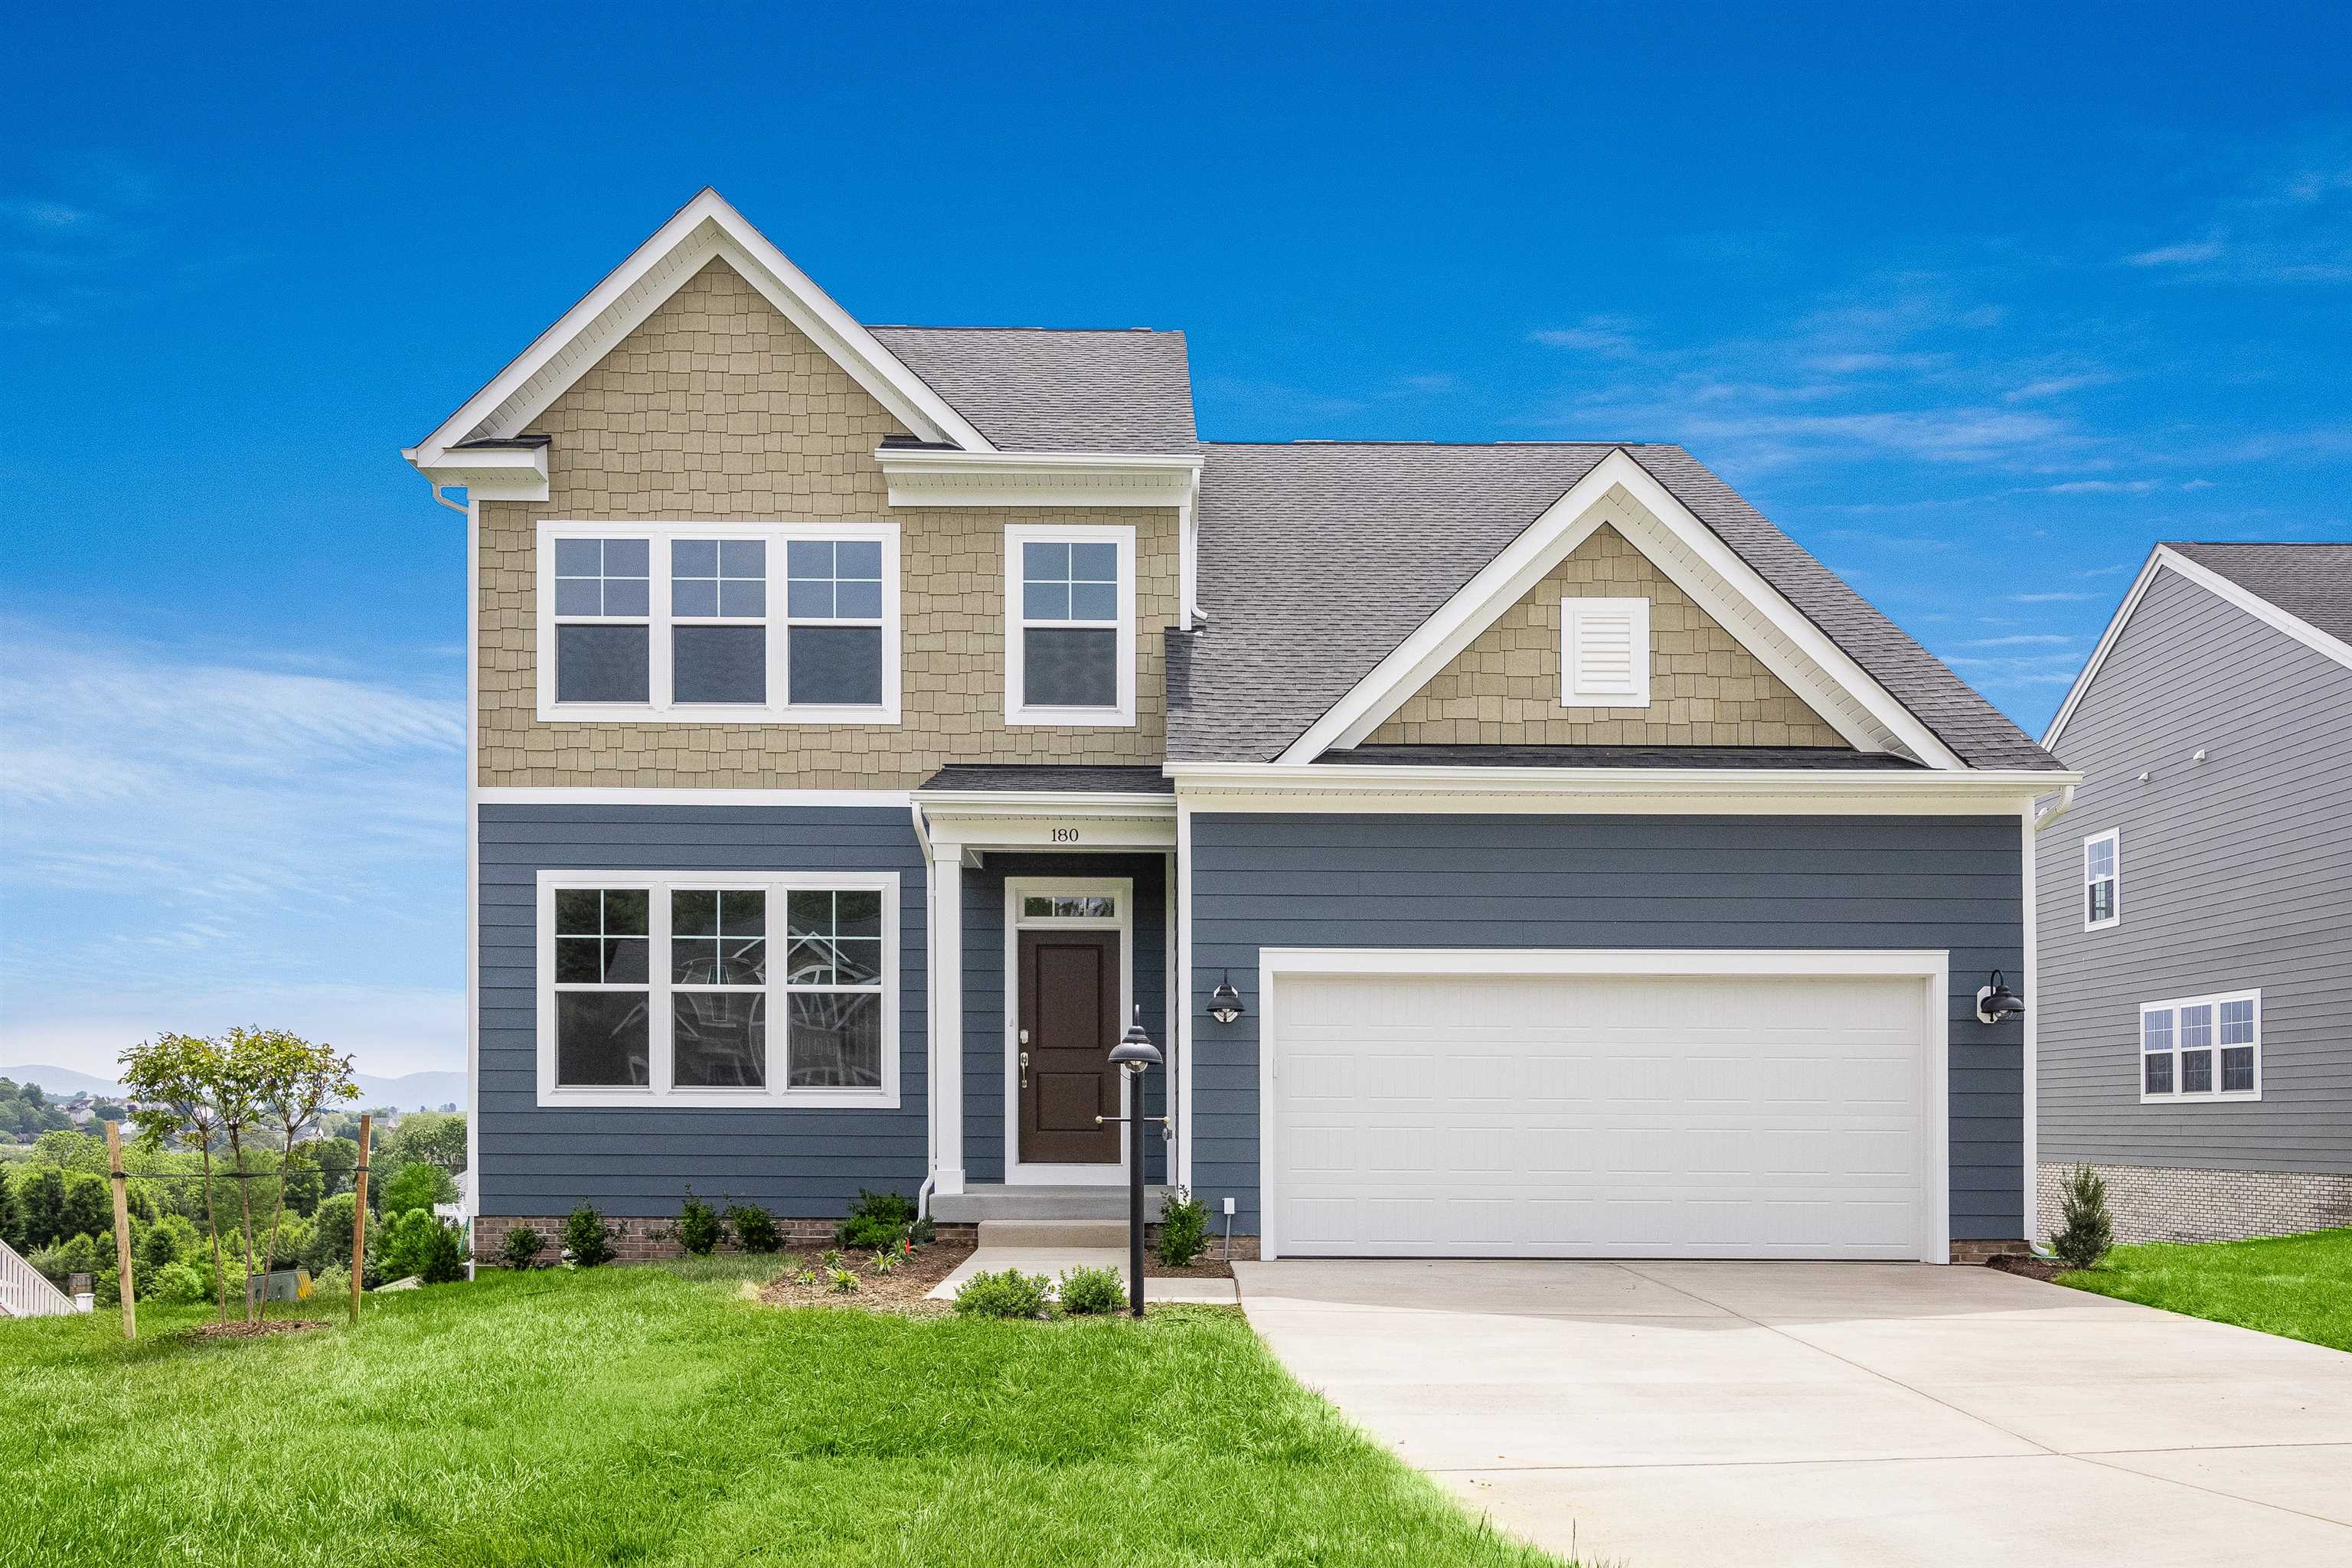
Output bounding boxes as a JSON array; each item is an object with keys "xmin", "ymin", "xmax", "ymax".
[
  {"xmin": 836, "ymin": 1188, "xmax": 918, "ymax": 1250},
  {"xmin": 309, "ymin": 1263, "xmax": 350, "ymax": 1301},
  {"xmin": 148, "ymin": 1261, "xmax": 207, "ymax": 1305},
  {"xmin": 563, "ymin": 1204, "xmax": 616, "ymax": 1268},
  {"xmin": 676, "ymin": 1191, "xmax": 724, "ymax": 1256},
  {"xmin": 726, "ymin": 1200, "xmax": 779, "ymax": 1254},
  {"xmin": 871, "ymin": 1248, "xmax": 900, "ymax": 1276},
  {"xmin": 379, "ymin": 1210, "xmax": 467, "ymax": 1285},
  {"xmin": 1155, "ymin": 1187, "xmax": 1210, "ymax": 1266},
  {"xmin": 500, "ymin": 1225, "xmax": 547, "ymax": 1269},
  {"xmin": 791, "ymin": 1262, "xmax": 820, "ymax": 1286},
  {"xmin": 952, "ymin": 1268, "xmax": 1051, "ymax": 1319},
  {"xmin": 1057, "ymin": 1264, "xmax": 1126, "ymax": 1316},
  {"xmin": 828, "ymin": 1266, "xmax": 859, "ymax": 1293},
  {"xmin": 2050, "ymin": 1163, "xmax": 2115, "ymax": 1271},
  {"xmin": 818, "ymin": 1247, "xmax": 844, "ymax": 1272}
]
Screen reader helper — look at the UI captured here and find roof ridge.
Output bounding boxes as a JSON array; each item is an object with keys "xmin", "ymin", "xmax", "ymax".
[
  {"xmin": 868, "ymin": 323, "xmax": 1181, "ymax": 335},
  {"xmin": 1203, "ymin": 438, "xmax": 1661, "ymax": 449}
]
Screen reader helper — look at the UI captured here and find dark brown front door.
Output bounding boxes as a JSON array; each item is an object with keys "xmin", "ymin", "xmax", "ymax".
[{"xmin": 1018, "ymin": 928, "xmax": 1121, "ymax": 1164}]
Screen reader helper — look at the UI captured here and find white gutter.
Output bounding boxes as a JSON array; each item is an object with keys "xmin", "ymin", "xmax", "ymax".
[
  {"xmin": 909, "ymin": 801, "xmax": 938, "ymax": 1223},
  {"xmin": 1168, "ymin": 761, "xmax": 2082, "ymax": 796},
  {"xmin": 2031, "ymin": 782, "xmax": 2078, "ymax": 834}
]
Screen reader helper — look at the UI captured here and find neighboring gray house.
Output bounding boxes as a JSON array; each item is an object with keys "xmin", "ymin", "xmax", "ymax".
[
  {"xmin": 2037, "ymin": 544, "xmax": 2352, "ymax": 1242},
  {"xmin": 404, "ymin": 190, "xmax": 2071, "ymax": 1266}
]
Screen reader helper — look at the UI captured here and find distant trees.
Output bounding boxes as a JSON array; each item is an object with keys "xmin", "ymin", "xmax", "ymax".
[{"xmin": 0, "ymin": 1079, "xmax": 74, "ymax": 1144}]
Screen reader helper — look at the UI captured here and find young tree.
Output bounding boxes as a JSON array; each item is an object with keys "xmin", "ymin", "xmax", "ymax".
[
  {"xmin": 120, "ymin": 1033, "xmax": 234, "ymax": 1323},
  {"xmin": 386, "ymin": 1111, "xmax": 467, "ymax": 1176},
  {"xmin": 0, "ymin": 1165, "xmax": 18, "ymax": 1250},
  {"xmin": 247, "ymin": 1030, "xmax": 356, "ymax": 1310}
]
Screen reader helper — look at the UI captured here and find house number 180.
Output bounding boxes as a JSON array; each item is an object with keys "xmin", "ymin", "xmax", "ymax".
[{"xmin": 1050, "ymin": 827, "xmax": 1080, "ymax": 842}]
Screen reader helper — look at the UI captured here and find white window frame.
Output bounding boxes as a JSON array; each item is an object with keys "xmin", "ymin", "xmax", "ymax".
[
  {"xmin": 2082, "ymin": 828, "xmax": 2120, "ymax": 933},
  {"xmin": 1004, "ymin": 522, "xmax": 1136, "ymax": 727},
  {"xmin": 535, "ymin": 869, "xmax": 900, "ymax": 1109},
  {"xmin": 2138, "ymin": 988, "xmax": 2261, "ymax": 1104},
  {"xmin": 1560, "ymin": 596, "xmax": 1653, "ymax": 708},
  {"xmin": 535, "ymin": 520, "xmax": 901, "ymax": 724}
]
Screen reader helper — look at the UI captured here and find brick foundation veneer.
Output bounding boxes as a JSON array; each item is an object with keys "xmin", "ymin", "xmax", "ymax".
[
  {"xmin": 472, "ymin": 1214, "xmax": 977, "ymax": 1264},
  {"xmin": 2037, "ymin": 1161, "xmax": 2352, "ymax": 1245},
  {"xmin": 1949, "ymin": 1239, "xmax": 2030, "ymax": 1264}
]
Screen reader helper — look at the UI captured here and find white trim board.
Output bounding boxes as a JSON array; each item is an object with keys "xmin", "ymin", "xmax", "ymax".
[
  {"xmin": 1254, "ymin": 946, "xmax": 1953, "ymax": 1266},
  {"xmin": 404, "ymin": 188, "xmax": 991, "ymax": 479},
  {"xmin": 2043, "ymin": 544, "xmax": 2352, "ymax": 750},
  {"xmin": 480, "ymin": 788, "xmax": 914, "ymax": 808},
  {"xmin": 1278, "ymin": 449, "xmax": 1966, "ymax": 770},
  {"xmin": 1001, "ymin": 876, "xmax": 1134, "ymax": 1186}
]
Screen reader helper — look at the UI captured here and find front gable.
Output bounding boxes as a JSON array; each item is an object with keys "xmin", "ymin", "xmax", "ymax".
[{"xmin": 1370, "ymin": 522, "xmax": 1847, "ymax": 748}]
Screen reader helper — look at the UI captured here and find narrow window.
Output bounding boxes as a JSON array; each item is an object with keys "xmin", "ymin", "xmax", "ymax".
[
  {"xmin": 2083, "ymin": 831, "xmax": 2119, "ymax": 930},
  {"xmin": 1561, "ymin": 597, "xmax": 1652, "ymax": 707},
  {"xmin": 670, "ymin": 889, "xmax": 766, "ymax": 1087},
  {"xmin": 553, "ymin": 538, "xmax": 652, "ymax": 704},
  {"xmin": 786, "ymin": 539, "xmax": 885, "ymax": 707},
  {"xmin": 2218, "ymin": 998, "xmax": 2258, "ymax": 1093},
  {"xmin": 784, "ymin": 890, "xmax": 886, "ymax": 1088},
  {"xmin": 2177, "ymin": 1002, "xmax": 2215, "ymax": 1094},
  {"xmin": 1020, "ymin": 540, "xmax": 1122, "ymax": 709},
  {"xmin": 669, "ymin": 539, "xmax": 767, "ymax": 705},
  {"xmin": 552, "ymin": 889, "xmax": 651, "ymax": 1086},
  {"xmin": 2141, "ymin": 1008, "xmax": 2174, "ymax": 1096}
]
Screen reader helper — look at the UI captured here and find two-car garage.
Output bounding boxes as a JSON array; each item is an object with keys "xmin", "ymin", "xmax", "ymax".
[{"xmin": 1261, "ymin": 951, "xmax": 1949, "ymax": 1263}]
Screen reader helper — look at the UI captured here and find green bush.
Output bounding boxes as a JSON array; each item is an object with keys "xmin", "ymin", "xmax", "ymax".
[
  {"xmin": 308, "ymin": 1193, "xmax": 358, "ymax": 1272},
  {"xmin": 1155, "ymin": 1187, "xmax": 1210, "ymax": 1266},
  {"xmin": 500, "ymin": 1225, "xmax": 547, "ymax": 1269},
  {"xmin": 31, "ymin": 1232, "xmax": 100, "ymax": 1287},
  {"xmin": 563, "ymin": 1204, "xmax": 616, "ymax": 1268},
  {"xmin": 378, "ymin": 1210, "xmax": 468, "ymax": 1285},
  {"xmin": 309, "ymin": 1263, "xmax": 350, "ymax": 1302},
  {"xmin": 377, "ymin": 1161, "xmax": 456, "ymax": 1216},
  {"xmin": 146, "ymin": 1261, "xmax": 207, "ymax": 1305},
  {"xmin": 724, "ymin": 1200, "xmax": 779, "ymax": 1253},
  {"xmin": 676, "ymin": 1191, "xmax": 724, "ymax": 1256},
  {"xmin": 138, "ymin": 1213, "xmax": 199, "ymax": 1273},
  {"xmin": 1057, "ymin": 1265, "xmax": 1125, "ymax": 1316},
  {"xmin": 835, "ymin": 1188, "xmax": 918, "ymax": 1251},
  {"xmin": 2050, "ymin": 1163, "xmax": 2115, "ymax": 1271},
  {"xmin": 952, "ymin": 1268, "xmax": 1051, "ymax": 1319}
]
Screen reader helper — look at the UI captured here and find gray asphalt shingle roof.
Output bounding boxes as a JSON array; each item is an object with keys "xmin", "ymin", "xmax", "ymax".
[
  {"xmin": 917, "ymin": 765, "xmax": 1174, "ymax": 795},
  {"xmin": 1168, "ymin": 441, "xmax": 2059, "ymax": 770},
  {"xmin": 869, "ymin": 326, "xmax": 1197, "ymax": 454},
  {"xmin": 2167, "ymin": 542, "xmax": 2352, "ymax": 648}
]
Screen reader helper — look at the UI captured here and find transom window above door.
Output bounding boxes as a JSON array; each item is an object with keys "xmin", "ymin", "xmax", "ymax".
[
  {"xmin": 1005, "ymin": 524, "xmax": 1135, "ymax": 727},
  {"xmin": 537, "ymin": 521, "xmax": 900, "ymax": 724},
  {"xmin": 2141, "ymin": 989, "xmax": 2259, "ymax": 1102},
  {"xmin": 1020, "ymin": 893, "xmax": 1118, "ymax": 920}
]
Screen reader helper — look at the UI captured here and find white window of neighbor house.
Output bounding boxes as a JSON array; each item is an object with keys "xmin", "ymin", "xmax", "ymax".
[
  {"xmin": 2083, "ymin": 829, "xmax": 2119, "ymax": 931},
  {"xmin": 1006, "ymin": 523, "xmax": 1135, "ymax": 726},
  {"xmin": 2139, "ymin": 989, "xmax": 2261, "ymax": 1104},
  {"xmin": 1561, "ymin": 596, "xmax": 1651, "ymax": 707}
]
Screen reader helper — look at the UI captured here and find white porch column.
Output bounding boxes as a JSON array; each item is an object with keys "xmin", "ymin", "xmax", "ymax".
[{"xmin": 929, "ymin": 839, "xmax": 966, "ymax": 1196}]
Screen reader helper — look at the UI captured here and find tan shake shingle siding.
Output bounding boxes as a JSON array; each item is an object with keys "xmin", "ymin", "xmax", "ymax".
[{"xmin": 477, "ymin": 258, "xmax": 1177, "ymax": 790}]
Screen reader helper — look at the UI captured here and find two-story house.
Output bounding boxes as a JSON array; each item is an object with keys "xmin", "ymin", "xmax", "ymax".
[
  {"xmin": 405, "ymin": 191, "xmax": 2072, "ymax": 1265},
  {"xmin": 2037, "ymin": 544, "xmax": 2352, "ymax": 1242}
]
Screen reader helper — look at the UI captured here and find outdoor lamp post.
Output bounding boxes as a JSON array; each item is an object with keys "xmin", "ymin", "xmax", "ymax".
[{"xmin": 1104, "ymin": 1007, "xmax": 1163, "ymax": 1318}]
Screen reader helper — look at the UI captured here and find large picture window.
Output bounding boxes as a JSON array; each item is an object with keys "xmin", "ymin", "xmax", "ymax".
[
  {"xmin": 2140, "ymin": 989, "xmax": 2259, "ymax": 1103},
  {"xmin": 1004, "ymin": 523, "xmax": 1135, "ymax": 726},
  {"xmin": 539, "ymin": 871, "xmax": 899, "ymax": 1107},
  {"xmin": 537, "ymin": 521, "xmax": 898, "ymax": 723}
]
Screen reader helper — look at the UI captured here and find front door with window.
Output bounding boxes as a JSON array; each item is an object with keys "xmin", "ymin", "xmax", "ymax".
[{"xmin": 1017, "ymin": 927, "xmax": 1122, "ymax": 1164}]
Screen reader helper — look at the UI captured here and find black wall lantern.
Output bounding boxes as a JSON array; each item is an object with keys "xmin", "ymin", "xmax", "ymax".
[
  {"xmin": 1207, "ymin": 971, "xmax": 1246, "ymax": 1026},
  {"xmin": 1975, "ymin": 969, "xmax": 2025, "ymax": 1024}
]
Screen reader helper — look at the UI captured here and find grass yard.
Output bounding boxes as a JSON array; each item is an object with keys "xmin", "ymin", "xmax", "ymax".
[
  {"xmin": 0, "ymin": 1259, "xmax": 1563, "ymax": 1567},
  {"xmin": 2060, "ymin": 1227, "xmax": 2352, "ymax": 1353}
]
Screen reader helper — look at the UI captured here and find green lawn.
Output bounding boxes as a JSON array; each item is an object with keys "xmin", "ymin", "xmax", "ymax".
[
  {"xmin": 2060, "ymin": 1227, "xmax": 2352, "ymax": 1352},
  {"xmin": 0, "ymin": 1259, "xmax": 1563, "ymax": 1567}
]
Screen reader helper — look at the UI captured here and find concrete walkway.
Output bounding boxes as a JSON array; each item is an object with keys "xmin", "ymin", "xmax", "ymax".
[
  {"xmin": 1236, "ymin": 1259, "xmax": 2352, "ymax": 1567},
  {"xmin": 927, "ymin": 1220, "xmax": 1238, "ymax": 1303}
]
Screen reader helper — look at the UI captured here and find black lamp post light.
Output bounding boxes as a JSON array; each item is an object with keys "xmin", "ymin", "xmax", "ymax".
[
  {"xmin": 1975, "ymin": 969, "xmax": 2026, "ymax": 1024},
  {"xmin": 1099, "ymin": 1007, "xmax": 1163, "ymax": 1318}
]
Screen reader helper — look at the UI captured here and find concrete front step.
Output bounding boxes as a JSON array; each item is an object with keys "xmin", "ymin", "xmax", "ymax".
[
  {"xmin": 978, "ymin": 1219, "xmax": 1129, "ymax": 1249},
  {"xmin": 930, "ymin": 1183, "xmax": 1168, "ymax": 1224}
]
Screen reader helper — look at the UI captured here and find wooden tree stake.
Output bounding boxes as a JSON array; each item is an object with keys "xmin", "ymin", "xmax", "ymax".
[
  {"xmin": 351, "ymin": 1114, "xmax": 371, "ymax": 1327},
  {"xmin": 105, "ymin": 1120, "xmax": 136, "ymax": 1341}
]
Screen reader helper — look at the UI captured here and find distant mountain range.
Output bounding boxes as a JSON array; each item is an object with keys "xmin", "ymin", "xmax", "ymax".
[{"xmin": 2, "ymin": 1063, "xmax": 468, "ymax": 1112}]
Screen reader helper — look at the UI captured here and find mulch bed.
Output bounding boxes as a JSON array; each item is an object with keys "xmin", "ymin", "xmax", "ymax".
[
  {"xmin": 1984, "ymin": 1253, "xmax": 2068, "ymax": 1283},
  {"xmin": 1143, "ymin": 1253, "xmax": 1233, "ymax": 1279},
  {"xmin": 183, "ymin": 1318, "xmax": 331, "ymax": 1340},
  {"xmin": 757, "ymin": 1241, "xmax": 978, "ymax": 1316}
]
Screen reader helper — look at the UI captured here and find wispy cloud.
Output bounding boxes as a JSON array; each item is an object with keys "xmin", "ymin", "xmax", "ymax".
[
  {"xmin": 1961, "ymin": 633, "xmax": 2074, "ymax": 647},
  {"xmin": 2127, "ymin": 237, "xmax": 2227, "ymax": 268},
  {"xmin": 2011, "ymin": 591, "xmax": 2097, "ymax": 603},
  {"xmin": 2119, "ymin": 136, "xmax": 2352, "ymax": 283},
  {"xmin": 1530, "ymin": 315, "xmax": 1644, "ymax": 357}
]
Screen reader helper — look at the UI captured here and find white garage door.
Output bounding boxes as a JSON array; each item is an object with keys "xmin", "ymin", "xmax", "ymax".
[{"xmin": 1269, "ymin": 965, "xmax": 1935, "ymax": 1260}]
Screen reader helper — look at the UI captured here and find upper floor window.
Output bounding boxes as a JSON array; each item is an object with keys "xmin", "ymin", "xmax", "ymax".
[
  {"xmin": 537, "ymin": 522, "xmax": 899, "ymax": 724},
  {"xmin": 2141, "ymin": 989, "xmax": 2259, "ymax": 1102},
  {"xmin": 1005, "ymin": 524, "xmax": 1135, "ymax": 727},
  {"xmin": 2083, "ymin": 829, "xmax": 2119, "ymax": 931},
  {"xmin": 1561, "ymin": 596, "xmax": 1651, "ymax": 707}
]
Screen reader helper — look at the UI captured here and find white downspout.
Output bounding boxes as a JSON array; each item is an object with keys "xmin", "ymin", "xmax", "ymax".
[{"xmin": 910, "ymin": 802, "xmax": 938, "ymax": 1222}]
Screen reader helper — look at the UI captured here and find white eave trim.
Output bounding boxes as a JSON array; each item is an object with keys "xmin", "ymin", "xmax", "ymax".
[
  {"xmin": 1274, "ymin": 449, "xmax": 1968, "ymax": 772},
  {"xmin": 877, "ymin": 448, "xmax": 1202, "ymax": 509},
  {"xmin": 410, "ymin": 444, "xmax": 550, "ymax": 501},
  {"xmin": 2043, "ymin": 544, "xmax": 2352, "ymax": 750},
  {"xmin": 402, "ymin": 188, "xmax": 992, "ymax": 473},
  {"xmin": 910, "ymin": 789, "xmax": 1178, "ymax": 818}
]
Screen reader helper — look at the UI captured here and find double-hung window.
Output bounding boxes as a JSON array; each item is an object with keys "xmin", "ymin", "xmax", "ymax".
[
  {"xmin": 537, "ymin": 521, "xmax": 899, "ymax": 722},
  {"xmin": 540, "ymin": 871, "xmax": 899, "ymax": 1107},
  {"xmin": 1005, "ymin": 523, "xmax": 1135, "ymax": 725},
  {"xmin": 2140, "ymin": 989, "xmax": 2260, "ymax": 1102},
  {"xmin": 2083, "ymin": 830, "xmax": 2119, "ymax": 931}
]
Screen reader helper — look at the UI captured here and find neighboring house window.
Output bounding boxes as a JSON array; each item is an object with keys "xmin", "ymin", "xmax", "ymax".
[
  {"xmin": 1005, "ymin": 523, "xmax": 1136, "ymax": 726},
  {"xmin": 2083, "ymin": 829, "xmax": 2119, "ymax": 931},
  {"xmin": 537, "ymin": 871, "xmax": 899, "ymax": 1108},
  {"xmin": 2140, "ymin": 989, "xmax": 2260, "ymax": 1102},
  {"xmin": 536, "ymin": 521, "xmax": 899, "ymax": 723},
  {"xmin": 1560, "ymin": 596, "xmax": 1651, "ymax": 707}
]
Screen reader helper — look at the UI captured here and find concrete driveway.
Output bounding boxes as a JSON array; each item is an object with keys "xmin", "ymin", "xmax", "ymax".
[{"xmin": 1235, "ymin": 1259, "xmax": 2352, "ymax": 1568}]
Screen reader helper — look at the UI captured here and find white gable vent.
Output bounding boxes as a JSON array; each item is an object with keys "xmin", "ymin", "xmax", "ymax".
[{"xmin": 1561, "ymin": 596, "xmax": 1651, "ymax": 707}]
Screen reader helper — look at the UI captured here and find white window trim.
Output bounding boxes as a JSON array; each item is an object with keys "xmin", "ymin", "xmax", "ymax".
[
  {"xmin": 1560, "ymin": 596, "xmax": 1653, "ymax": 708},
  {"xmin": 2082, "ymin": 828, "xmax": 2120, "ymax": 932},
  {"xmin": 1002, "ymin": 875, "xmax": 1134, "ymax": 1187},
  {"xmin": 1004, "ymin": 522, "xmax": 1137, "ymax": 727},
  {"xmin": 534, "ymin": 869, "xmax": 901, "ymax": 1109},
  {"xmin": 2138, "ymin": 988, "xmax": 2262, "ymax": 1104},
  {"xmin": 535, "ymin": 520, "xmax": 901, "ymax": 724}
]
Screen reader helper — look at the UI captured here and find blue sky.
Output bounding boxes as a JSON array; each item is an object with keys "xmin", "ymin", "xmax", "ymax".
[{"xmin": 5, "ymin": 5, "xmax": 2350, "ymax": 1079}]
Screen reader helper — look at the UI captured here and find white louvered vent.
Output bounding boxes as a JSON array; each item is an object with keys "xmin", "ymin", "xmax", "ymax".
[{"xmin": 1561, "ymin": 596, "xmax": 1652, "ymax": 707}]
